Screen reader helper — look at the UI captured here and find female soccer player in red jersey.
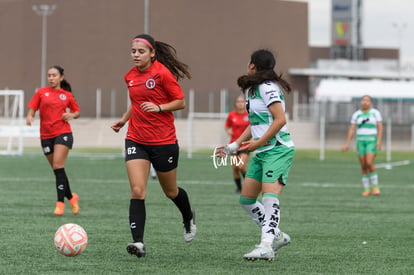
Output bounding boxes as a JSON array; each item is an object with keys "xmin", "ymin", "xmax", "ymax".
[
  {"xmin": 225, "ymin": 95, "xmax": 250, "ymax": 193},
  {"xmin": 111, "ymin": 34, "xmax": 196, "ymax": 258},
  {"xmin": 26, "ymin": 65, "xmax": 80, "ymax": 216}
]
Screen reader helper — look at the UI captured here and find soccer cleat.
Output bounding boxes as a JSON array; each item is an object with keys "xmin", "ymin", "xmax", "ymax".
[
  {"xmin": 183, "ymin": 210, "xmax": 197, "ymax": 242},
  {"xmin": 272, "ymin": 232, "xmax": 291, "ymax": 252},
  {"xmin": 126, "ymin": 242, "xmax": 146, "ymax": 258},
  {"xmin": 372, "ymin": 187, "xmax": 380, "ymax": 195},
  {"xmin": 243, "ymin": 244, "xmax": 275, "ymax": 261},
  {"xmin": 361, "ymin": 190, "xmax": 371, "ymax": 196},
  {"xmin": 69, "ymin": 193, "xmax": 80, "ymax": 215},
  {"xmin": 54, "ymin": 201, "xmax": 65, "ymax": 216}
]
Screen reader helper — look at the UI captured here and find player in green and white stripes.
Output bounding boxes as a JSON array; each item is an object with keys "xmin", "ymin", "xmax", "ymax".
[
  {"xmin": 221, "ymin": 49, "xmax": 294, "ymax": 261},
  {"xmin": 342, "ymin": 95, "xmax": 383, "ymax": 196}
]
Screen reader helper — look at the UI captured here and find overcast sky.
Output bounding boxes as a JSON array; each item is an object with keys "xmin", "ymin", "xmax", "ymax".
[{"xmin": 298, "ymin": 0, "xmax": 414, "ymax": 64}]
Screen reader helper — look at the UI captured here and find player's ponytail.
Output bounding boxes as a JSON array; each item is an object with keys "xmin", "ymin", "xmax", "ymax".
[
  {"xmin": 133, "ymin": 34, "xmax": 191, "ymax": 81},
  {"xmin": 52, "ymin": 65, "xmax": 72, "ymax": 92},
  {"xmin": 237, "ymin": 49, "xmax": 291, "ymax": 97}
]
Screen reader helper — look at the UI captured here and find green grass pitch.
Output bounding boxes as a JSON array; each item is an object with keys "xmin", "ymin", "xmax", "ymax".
[{"xmin": 0, "ymin": 149, "xmax": 413, "ymax": 274}]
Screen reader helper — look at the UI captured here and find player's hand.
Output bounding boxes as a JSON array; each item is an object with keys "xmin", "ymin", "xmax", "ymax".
[
  {"xmin": 62, "ymin": 112, "xmax": 75, "ymax": 121},
  {"xmin": 140, "ymin": 102, "xmax": 160, "ymax": 113},
  {"xmin": 341, "ymin": 144, "xmax": 349, "ymax": 152},
  {"xmin": 215, "ymin": 142, "xmax": 240, "ymax": 157},
  {"xmin": 239, "ymin": 140, "xmax": 260, "ymax": 152},
  {"xmin": 226, "ymin": 128, "xmax": 233, "ymax": 137},
  {"xmin": 222, "ymin": 142, "xmax": 240, "ymax": 155},
  {"xmin": 111, "ymin": 120, "xmax": 125, "ymax": 133},
  {"xmin": 26, "ymin": 116, "xmax": 34, "ymax": 126},
  {"xmin": 377, "ymin": 142, "xmax": 382, "ymax": 151}
]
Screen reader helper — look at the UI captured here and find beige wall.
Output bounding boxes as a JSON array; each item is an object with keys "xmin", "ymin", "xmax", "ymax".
[
  {"xmin": 0, "ymin": 0, "xmax": 309, "ymax": 117},
  {"xmin": 13, "ymin": 118, "xmax": 412, "ymax": 152}
]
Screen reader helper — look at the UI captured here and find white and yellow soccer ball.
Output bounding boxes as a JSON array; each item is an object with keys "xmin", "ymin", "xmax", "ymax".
[{"xmin": 54, "ymin": 223, "xmax": 88, "ymax": 256}]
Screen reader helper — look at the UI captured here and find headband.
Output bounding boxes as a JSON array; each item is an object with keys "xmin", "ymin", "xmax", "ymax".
[{"xmin": 133, "ymin": 38, "xmax": 154, "ymax": 50}]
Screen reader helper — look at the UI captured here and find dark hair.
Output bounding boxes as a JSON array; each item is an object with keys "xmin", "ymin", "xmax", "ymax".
[
  {"xmin": 237, "ymin": 49, "xmax": 291, "ymax": 97},
  {"xmin": 133, "ymin": 34, "xmax": 191, "ymax": 81},
  {"xmin": 51, "ymin": 65, "xmax": 72, "ymax": 92},
  {"xmin": 361, "ymin": 95, "xmax": 372, "ymax": 101}
]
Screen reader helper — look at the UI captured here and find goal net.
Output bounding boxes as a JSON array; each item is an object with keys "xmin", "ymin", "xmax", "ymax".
[{"xmin": 0, "ymin": 90, "xmax": 26, "ymax": 155}]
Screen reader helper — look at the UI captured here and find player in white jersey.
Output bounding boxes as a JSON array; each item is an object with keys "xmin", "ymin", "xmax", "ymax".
[
  {"xmin": 219, "ymin": 49, "xmax": 294, "ymax": 261},
  {"xmin": 342, "ymin": 95, "xmax": 383, "ymax": 196}
]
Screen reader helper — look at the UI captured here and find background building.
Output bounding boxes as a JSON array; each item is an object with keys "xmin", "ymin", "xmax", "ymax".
[
  {"xmin": 0, "ymin": 0, "xmax": 309, "ymax": 117},
  {"xmin": 1, "ymin": 0, "xmax": 413, "ymax": 153}
]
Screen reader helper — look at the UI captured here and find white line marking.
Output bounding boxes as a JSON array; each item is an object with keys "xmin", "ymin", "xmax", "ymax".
[
  {"xmin": 1, "ymin": 177, "xmax": 413, "ymax": 188},
  {"xmin": 301, "ymin": 182, "xmax": 414, "ymax": 189},
  {"xmin": 376, "ymin": 160, "xmax": 411, "ymax": 169}
]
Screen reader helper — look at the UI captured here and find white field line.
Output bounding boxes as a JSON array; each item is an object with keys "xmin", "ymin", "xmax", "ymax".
[
  {"xmin": 1, "ymin": 177, "xmax": 413, "ymax": 189},
  {"xmin": 376, "ymin": 160, "xmax": 411, "ymax": 169},
  {"xmin": 300, "ymin": 182, "xmax": 414, "ymax": 189}
]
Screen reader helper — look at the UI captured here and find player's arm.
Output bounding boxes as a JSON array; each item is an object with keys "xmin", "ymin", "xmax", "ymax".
[
  {"xmin": 62, "ymin": 111, "xmax": 80, "ymax": 121},
  {"xmin": 241, "ymin": 102, "xmax": 285, "ymax": 152},
  {"xmin": 225, "ymin": 126, "xmax": 233, "ymax": 137},
  {"xmin": 140, "ymin": 98, "xmax": 185, "ymax": 113},
  {"xmin": 216, "ymin": 125, "xmax": 251, "ymax": 156},
  {"xmin": 26, "ymin": 108, "xmax": 36, "ymax": 126},
  {"xmin": 111, "ymin": 106, "xmax": 132, "ymax": 133},
  {"xmin": 158, "ymin": 98, "xmax": 185, "ymax": 112},
  {"xmin": 342, "ymin": 123, "xmax": 356, "ymax": 152},
  {"xmin": 376, "ymin": 121, "xmax": 383, "ymax": 150},
  {"xmin": 235, "ymin": 125, "xmax": 252, "ymax": 145},
  {"xmin": 224, "ymin": 114, "xmax": 233, "ymax": 137}
]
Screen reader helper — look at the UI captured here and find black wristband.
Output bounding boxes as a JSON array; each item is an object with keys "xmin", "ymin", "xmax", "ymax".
[{"xmin": 157, "ymin": 105, "xmax": 162, "ymax": 112}]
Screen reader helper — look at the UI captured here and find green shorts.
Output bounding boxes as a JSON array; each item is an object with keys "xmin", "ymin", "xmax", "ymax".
[
  {"xmin": 246, "ymin": 145, "xmax": 295, "ymax": 184},
  {"xmin": 356, "ymin": 139, "xmax": 377, "ymax": 156}
]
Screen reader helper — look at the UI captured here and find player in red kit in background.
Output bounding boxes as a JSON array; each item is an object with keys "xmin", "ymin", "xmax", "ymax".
[
  {"xmin": 111, "ymin": 34, "xmax": 196, "ymax": 258},
  {"xmin": 26, "ymin": 65, "xmax": 80, "ymax": 216},
  {"xmin": 225, "ymin": 95, "xmax": 250, "ymax": 193}
]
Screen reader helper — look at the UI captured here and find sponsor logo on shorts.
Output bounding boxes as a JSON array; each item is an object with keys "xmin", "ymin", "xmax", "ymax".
[{"xmin": 43, "ymin": 146, "xmax": 51, "ymax": 154}]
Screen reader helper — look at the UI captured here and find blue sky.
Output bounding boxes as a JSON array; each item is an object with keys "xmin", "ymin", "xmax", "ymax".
[{"xmin": 299, "ymin": 0, "xmax": 414, "ymax": 64}]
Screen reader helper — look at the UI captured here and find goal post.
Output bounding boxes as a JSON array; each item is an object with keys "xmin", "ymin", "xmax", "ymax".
[
  {"xmin": 0, "ymin": 90, "xmax": 33, "ymax": 155},
  {"xmin": 186, "ymin": 89, "xmax": 229, "ymax": 158}
]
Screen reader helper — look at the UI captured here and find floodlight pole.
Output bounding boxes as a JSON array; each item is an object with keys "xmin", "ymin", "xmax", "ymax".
[
  {"xmin": 32, "ymin": 4, "xmax": 56, "ymax": 88},
  {"xmin": 144, "ymin": 0, "xmax": 150, "ymax": 33}
]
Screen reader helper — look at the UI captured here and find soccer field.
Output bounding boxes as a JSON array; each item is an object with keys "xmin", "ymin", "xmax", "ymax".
[{"xmin": 0, "ymin": 149, "xmax": 413, "ymax": 274}]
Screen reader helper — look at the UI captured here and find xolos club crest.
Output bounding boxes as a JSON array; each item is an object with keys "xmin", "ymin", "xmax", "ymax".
[{"xmin": 145, "ymin": 78, "xmax": 156, "ymax": 89}]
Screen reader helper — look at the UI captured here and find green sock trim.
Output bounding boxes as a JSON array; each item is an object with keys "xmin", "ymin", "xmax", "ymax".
[
  {"xmin": 262, "ymin": 193, "xmax": 280, "ymax": 200},
  {"xmin": 239, "ymin": 196, "xmax": 257, "ymax": 205},
  {"xmin": 362, "ymin": 174, "xmax": 370, "ymax": 178}
]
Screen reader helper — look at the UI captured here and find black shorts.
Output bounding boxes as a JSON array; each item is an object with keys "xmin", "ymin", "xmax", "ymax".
[
  {"xmin": 40, "ymin": 133, "xmax": 74, "ymax": 155},
  {"xmin": 125, "ymin": 139, "xmax": 179, "ymax": 172}
]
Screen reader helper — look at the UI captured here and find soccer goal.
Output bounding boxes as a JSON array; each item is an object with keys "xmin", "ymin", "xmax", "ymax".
[{"xmin": 0, "ymin": 90, "xmax": 26, "ymax": 155}]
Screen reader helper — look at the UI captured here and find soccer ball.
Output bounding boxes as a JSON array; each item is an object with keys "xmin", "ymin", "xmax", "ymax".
[{"xmin": 54, "ymin": 223, "xmax": 88, "ymax": 256}]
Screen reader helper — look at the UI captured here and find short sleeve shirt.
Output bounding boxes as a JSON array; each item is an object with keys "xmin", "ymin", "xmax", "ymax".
[
  {"xmin": 350, "ymin": 108, "xmax": 382, "ymax": 141},
  {"xmin": 124, "ymin": 60, "xmax": 184, "ymax": 145},
  {"xmin": 225, "ymin": 110, "xmax": 249, "ymax": 143},
  {"xmin": 28, "ymin": 87, "xmax": 80, "ymax": 139},
  {"xmin": 246, "ymin": 81, "xmax": 294, "ymax": 152}
]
